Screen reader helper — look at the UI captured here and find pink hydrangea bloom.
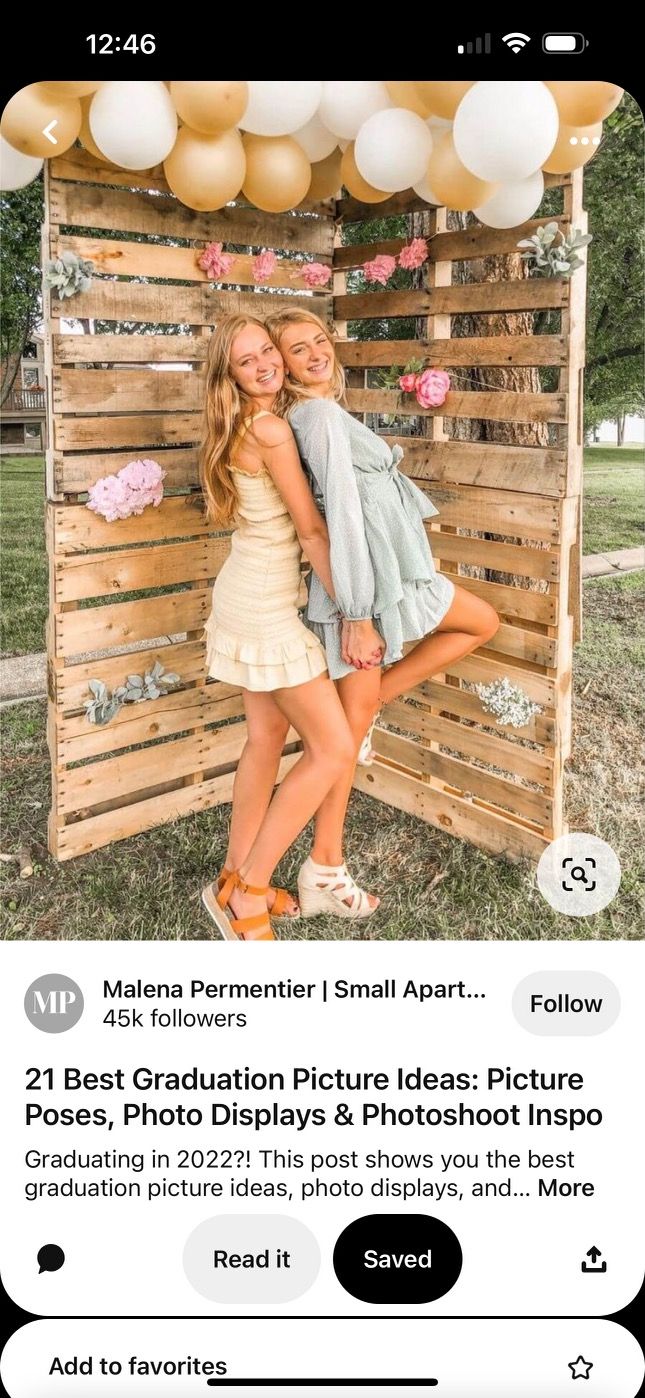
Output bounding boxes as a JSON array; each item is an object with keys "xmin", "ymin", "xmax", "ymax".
[
  {"xmin": 301, "ymin": 261, "xmax": 332, "ymax": 288},
  {"xmin": 362, "ymin": 254, "xmax": 397, "ymax": 286},
  {"xmin": 399, "ymin": 372, "xmax": 419, "ymax": 393},
  {"xmin": 253, "ymin": 250, "xmax": 277, "ymax": 283},
  {"xmin": 86, "ymin": 459, "xmax": 166, "ymax": 522},
  {"xmin": 415, "ymin": 368, "xmax": 451, "ymax": 409},
  {"xmin": 198, "ymin": 242, "xmax": 236, "ymax": 279},
  {"xmin": 398, "ymin": 238, "xmax": 429, "ymax": 271}
]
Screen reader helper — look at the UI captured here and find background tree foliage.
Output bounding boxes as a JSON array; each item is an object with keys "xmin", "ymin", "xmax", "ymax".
[{"xmin": 0, "ymin": 176, "xmax": 44, "ymax": 403}]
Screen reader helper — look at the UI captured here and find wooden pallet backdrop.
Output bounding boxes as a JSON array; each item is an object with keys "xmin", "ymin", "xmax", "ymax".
[{"xmin": 44, "ymin": 150, "xmax": 585, "ymax": 862}]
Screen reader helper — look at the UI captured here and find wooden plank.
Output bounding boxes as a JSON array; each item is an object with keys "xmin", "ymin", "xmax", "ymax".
[
  {"xmin": 439, "ymin": 573, "xmax": 557, "ymax": 625},
  {"xmin": 58, "ymin": 234, "xmax": 331, "ymax": 291},
  {"xmin": 54, "ymin": 447, "xmax": 198, "ymax": 495},
  {"xmin": 485, "ymin": 623, "xmax": 557, "ymax": 668},
  {"xmin": 337, "ymin": 335, "xmax": 568, "ymax": 368},
  {"xmin": 51, "ymin": 753, "xmax": 299, "ymax": 861},
  {"xmin": 333, "ymin": 217, "xmax": 570, "ymax": 270},
  {"xmin": 54, "ymin": 334, "xmax": 206, "ymax": 364},
  {"xmin": 52, "ymin": 495, "xmax": 212, "ymax": 551},
  {"xmin": 382, "ymin": 700, "xmax": 553, "ymax": 783},
  {"xmin": 427, "ymin": 531, "xmax": 560, "ymax": 581},
  {"xmin": 373, "ymin": 728, "xmax": 553, "ymax": 826},
  {"xmin": 445, "ymin": 653, "xmax": 555, "ymax": 708},
  {"xmin": 387, "ymin": 437, "xmax": 566, "ymax": 497},
  {"xmin": 347, "ymin": 387, "xmax": 566, "ymax": 424},
  {"xmin": 54, "ymin": 539, "xmax": 227, "ymax": 604},
  {"xmin": 57, "ymin": 686, "xmax": 245, "ymax": 761},
  {"xmin": 53, "ymin": 640, "xmax": 210, "ymax": 709},
  {"xmin": 50, "ymin": 178, "xmax": 335, "ymax": 254},
  {"xmin": 55, "ymin": 588, "xmax": 212, "ymax": 658},
  {"xmin": 51, "ymin": 280, "xmax": 332, "ymax": 328},
  {"xmin": 55, "ymin": 366, "xmax": 204, "ymax": 414},
  {"xmin": 353, "ymin": 761, "xmax": 549, "ymax": 862},
  {"xmin": 416, "ymin": 679, "xmax": 555, "ymax": 745},
  {"xmin": 54, "ymin": 411, "xmax": 201, "ymax": 451},
  {"xmin": 418, "ymin": 484, "xmax": 561, "ymax": 542},
  {"xmin": 335, "ymin": 280, "xmax": 568, "ymax": 321},
  {"xmin": 58, "ymin": 724, "xmax": 248, "ymax": 815}
]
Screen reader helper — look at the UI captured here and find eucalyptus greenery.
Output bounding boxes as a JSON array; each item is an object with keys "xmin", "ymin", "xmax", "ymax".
[
  {"xmin": 43, "ymin": 250, "xmax": 94, "ymax": 299},
  {"xmin": 85, "ymin": 661, "xmax": 181, "ymax": 726},
  {"xmin": 475, "ymin": 678, "xmax": 542, "ymax": 729},
  {"xmin": 517, "ymin": 222, "xmax": 592, "ymax": 279},
  {"xmin": 376, "ymin": 357, "xmax": 425, "ymax": 424}
]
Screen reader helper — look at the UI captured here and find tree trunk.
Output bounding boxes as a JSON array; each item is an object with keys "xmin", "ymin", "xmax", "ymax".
[{"xmin": 617, "ymin": 412, "xmax": 625, "ymax": 446}]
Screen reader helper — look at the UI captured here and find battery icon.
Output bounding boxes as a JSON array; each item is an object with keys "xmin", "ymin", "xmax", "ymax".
[{"xmin": 543, "ymin": 32, "xmax": 588, "ymax": 52}]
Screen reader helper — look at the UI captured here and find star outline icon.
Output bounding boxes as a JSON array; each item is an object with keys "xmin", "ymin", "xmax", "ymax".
[{"xmin": 569, "ymin": 1355, "xmax": 594, "ymax": 1380}]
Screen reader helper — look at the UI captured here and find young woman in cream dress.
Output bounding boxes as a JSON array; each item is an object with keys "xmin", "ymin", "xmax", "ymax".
[
  {"xmin": 199, "ymin": 315, "xmax": 377, "ymax": 940},
  {"xmin": 265, "ymin": 308, "xmax": 500, "ymax": 911}
]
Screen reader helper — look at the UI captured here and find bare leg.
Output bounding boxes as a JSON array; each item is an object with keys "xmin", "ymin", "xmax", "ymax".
[
  {"xmin": 226, "ymin": 674, "xmax": 355, "ymax": 935},
  {"xmin": 309, "ymin": 669, "xmax": 381, "ymax": 909},
  {"xmin": 224, "ymin": 690, "xmax": 298, "ymax": 913},
  {"xmin": 380, "ymin": 585, "xmax": 499, "ymax": 707}
]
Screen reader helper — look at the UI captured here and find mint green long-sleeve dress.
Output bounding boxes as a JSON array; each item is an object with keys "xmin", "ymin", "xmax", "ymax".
[{"xmin": 289, "ymin": 397, "xmax": 455, "ymax": 680}]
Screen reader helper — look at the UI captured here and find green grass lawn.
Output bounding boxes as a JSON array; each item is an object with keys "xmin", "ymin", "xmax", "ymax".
[
  {"xmin": 582, "ymin": 446, "xmax": 644, "ymax": 555},
  {"xmin": 1, "ymin": 572, "xmax": 643, "ymax": 941}
]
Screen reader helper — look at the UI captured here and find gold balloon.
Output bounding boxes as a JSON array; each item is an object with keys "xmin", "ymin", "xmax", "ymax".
[
  {"xmin": 164, "ymin": 126, "xmax": 246, "ymax": 211},
  {"xmin": 40, "ymin": 81, "xmax": 102, "ymax": 97},
  {"xmin": 543, "ymin": 120, "xmax": 603, "ymax": 174},
  {"xmin": 425, "ymin": 132, "xmax": 497, "ymax": 211},
  {"xmin": 385, "ymin": 81, "xmax": 431, "ymax": 117},
  {"xmin": 170, "ymin": 81, "xmax": 248, "ymax": 134},
  {"xmin": 340, "ymin": 143, "xmax": 390, "ymax": 203},
  {"xmin": 242, "ymin": 134, "xmax": 311, "ymax": 212},
  {"xmin": 1, "ymin": 85, "xmax": 82, "ymax": 158},
  {"xmin": 308, "ymin": 148, "xmax": 343, "ymax": 201},
  {"xmin": 546, "ymin": 82, "xmax": 623, "ymax": 127},
  {"xmin": 414, "ymin": 81, "xmax": 473, "ymax": 119}
]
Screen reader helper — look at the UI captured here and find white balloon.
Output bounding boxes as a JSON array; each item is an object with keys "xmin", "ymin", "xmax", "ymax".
[
  {"xmin": 454, "ymin": 81, "xmax": 559, "ymax": 183},
  {"xmin": 292, "ymin": 112, "xmax": 338, "ymax": 162},
  {"xmin": 0, "ymin": 135, "xmax": 43, "ymax": 191},
  {"xmin": 318, "ymin": 81, "xmax": 390, "ymax": 140},
  {"xmin": 89, "ymin": 82, "xmax": 177, "ymax": 169},
  {"xmin": 337, "ymin": 138, "xmax": 350, "ymax": 152},
  {"xmin": 474, "ymin": 169, "xmax": 545, "ymax": 228},
  {"xmin": 412, "ymin": 172, "xmax": 443, "ymax": 205},
  {"xmin": 242, "ymin": 81, "xmax": 322, "ymax": 136},
  {"xmin": 355, "ymin": 109, "xmax": 433, "ymax": 193}
]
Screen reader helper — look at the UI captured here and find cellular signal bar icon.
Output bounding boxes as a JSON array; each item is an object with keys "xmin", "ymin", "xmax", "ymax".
[{"xmin": 457, "ymin": 34, "xmax": 491, "ymax": 54}]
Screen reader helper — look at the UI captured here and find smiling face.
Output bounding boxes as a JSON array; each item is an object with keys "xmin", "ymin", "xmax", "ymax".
[
  {"xmin": 229, "ymin": 323, "xmax": 285, "ymax": 401},
  {"xmin": 278, "ymin": 320, "xmax": 335, "ymax": 391}
]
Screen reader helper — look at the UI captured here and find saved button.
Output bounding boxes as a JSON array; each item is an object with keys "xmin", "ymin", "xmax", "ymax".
[{"xmin": 333, "ymin": 1214, "xmax": 462, "ymax": 1303}]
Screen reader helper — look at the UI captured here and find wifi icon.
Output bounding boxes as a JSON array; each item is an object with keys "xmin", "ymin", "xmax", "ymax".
[{"xmin": 503, "ymin": 31, "xmax": 532, "ymax": 51}]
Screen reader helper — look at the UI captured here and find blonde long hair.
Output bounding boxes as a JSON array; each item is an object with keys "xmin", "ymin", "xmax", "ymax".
[
  {"xmin": 200, "ymin": 314, "xmax": 270, "ymax": 527},
  {"xmin": 264, "ymin": 308, "xmax": 346, "ymax": 419}
]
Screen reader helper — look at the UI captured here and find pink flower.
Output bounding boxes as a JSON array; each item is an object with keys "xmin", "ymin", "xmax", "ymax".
[
  {"xmin": 86, "ymin": 475, "xmax": 131, "ymax": 522},
  {"xmin": 362, "ymin": 254, "xmax": 397, "ymax": 286},
  {"xmin": 253, "ymin": 250, "xmax": 277, "ymax": 283},
  {"xmin": 415, "ymin": 368, "xmax": 451, "ymax": 409},
  {"xmin": 198, "ymin": 242, "xmax": 236, "ymax": 279},
  {"xmin": 85, "ymin": 459, "xmax": 166, "ymax": 521},
  {"xmin": 399, "ymin": 372, "xmax": 419, "ymax": 393},
  {"xmin": 398, "ymin": 238, "xmax": 429, "ymax": 270},
  {"xmin": 301, "ymin": 261, "xmax": 332, "ymax": 288}
]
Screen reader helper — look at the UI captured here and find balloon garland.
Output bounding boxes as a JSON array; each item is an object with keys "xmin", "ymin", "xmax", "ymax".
[{"xmin": 0, "ymin": 80, "xmax": 620, "ymax": 229}]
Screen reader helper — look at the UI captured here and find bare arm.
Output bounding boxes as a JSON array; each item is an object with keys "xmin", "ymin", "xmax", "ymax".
[{"xmin": 253, "ymin": 415, "xmax": 337, "ymax": 603}]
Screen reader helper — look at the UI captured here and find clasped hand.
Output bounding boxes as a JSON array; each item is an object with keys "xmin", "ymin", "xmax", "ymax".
[{"xmin": 341, "ymin": 618, "xmax": 385, "ymax": 670}]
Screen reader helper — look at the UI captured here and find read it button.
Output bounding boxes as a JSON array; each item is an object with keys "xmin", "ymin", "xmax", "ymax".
[{"xmin": 333, "ymin": 1214, "xmax": 462, "ymax": 1304}]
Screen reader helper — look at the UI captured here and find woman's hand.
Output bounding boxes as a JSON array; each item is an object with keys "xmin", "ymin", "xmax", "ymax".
[{"xmin": 341, "ymin": 619, "xmax": 384, "ymax": 670}]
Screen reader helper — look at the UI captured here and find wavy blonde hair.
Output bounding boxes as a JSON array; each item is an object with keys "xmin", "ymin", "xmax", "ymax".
[
  {"xmin": 200, "ymin": 313, "xmax": 271, "ymax": 527},
  {"xmin": 264, "ymin": 308, "xmax": 346, "ymax": 419}
]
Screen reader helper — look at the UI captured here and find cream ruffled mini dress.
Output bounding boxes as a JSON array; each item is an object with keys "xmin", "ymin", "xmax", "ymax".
[{"xmin": 203, "ymin": 411, "xmax": 328, "ymax": 691}]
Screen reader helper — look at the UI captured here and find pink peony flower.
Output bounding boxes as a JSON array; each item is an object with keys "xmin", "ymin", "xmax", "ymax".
[
  {"xmin": 362, "ymin": 254, "xmax": 397, "ymax": 286},
  {"xmin": 398, "ymin": 238, "xmax": 429, "ymax": 271},
  {"xmin": 198, "ymin": 242, "xmax": 236, "ymax": 279},
  {"xmin": 253, "ymin": 250, "xmax": 277, "ymax": 283},
  {"xmin": 85, "ymin": 459, "xmax": 166, "ymax": 521},
  {"xmin": 86, "ymin": 474, "xmax": 131, "ymax": 522},
  {"xmin": 301, "ymin": 261, "xmax": 332, "ymax": 288},
  {"xmin": 399, "ymin": 372, "xmax": 419, "ymax": 393},
  {"xmin": 415, "ymin": 368, "xmax": 451, "ymax": 409}
]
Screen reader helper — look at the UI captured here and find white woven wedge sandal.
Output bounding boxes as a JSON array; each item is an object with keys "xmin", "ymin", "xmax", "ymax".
[
  {"xmin": 297, "ymin": 856, "xmax": 378, "ymax": 919},
  {"xmin": 356, "ymin": 710, "xmax": 381, "ymax": 767}
]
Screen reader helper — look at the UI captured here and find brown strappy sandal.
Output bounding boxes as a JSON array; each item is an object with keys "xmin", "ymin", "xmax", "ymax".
[
  {"xmin": 202, "ymin": 869, "xmax": 275, "ymax": 942},
  {"xmin": 217, "ymin": 867, "xmax": 300, "ymax": 920}
]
